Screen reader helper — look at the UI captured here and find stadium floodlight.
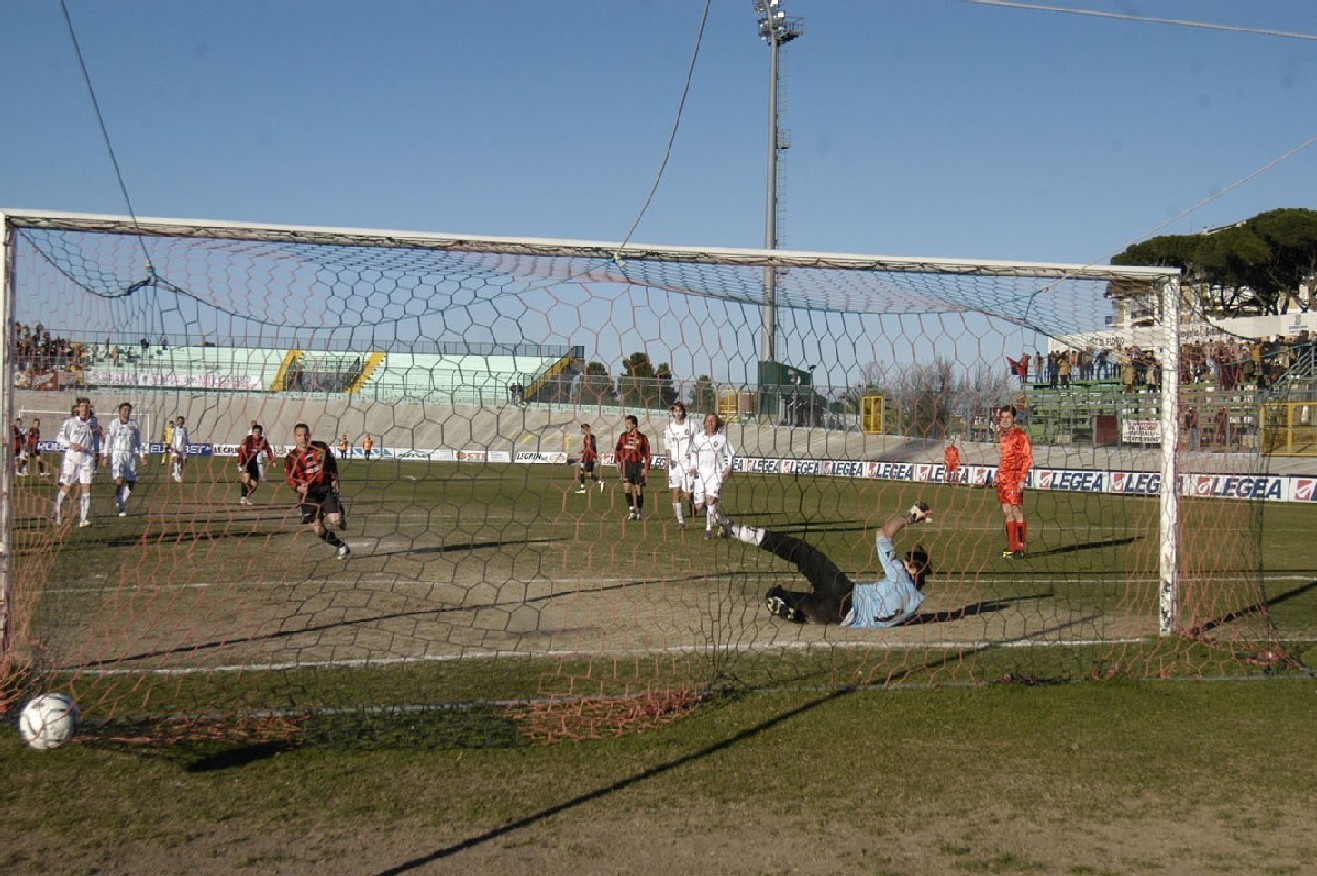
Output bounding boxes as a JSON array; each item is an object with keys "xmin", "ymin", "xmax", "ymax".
[
  {"xmin": 753, "ymin": 0, "xmax": 800, "ymax": 44},
  {"xmin": 752, "ymin": 0, "xmax": 803, "ymax": 390}
]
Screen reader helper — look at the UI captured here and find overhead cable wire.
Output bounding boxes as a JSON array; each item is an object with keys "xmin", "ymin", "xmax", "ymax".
[
  {"xmin": 59, "ymin": 0, "xmax": 154, "ymax": 273},
  {"xmin": 614, "ymin": 0, "xmax": 712, "ymax": 260},
  {"xmin": 966, "ymin": 0, "xmax": 1317, "ymax": 42}
]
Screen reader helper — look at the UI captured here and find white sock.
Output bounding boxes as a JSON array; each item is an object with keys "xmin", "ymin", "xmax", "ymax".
[
  {"xmin": 80, "ymin": 493, "xmax": 91, "ymax": 522},
  {"xmin": 732, "ymin": 524, "xmax": 765, "ymax": 546},
  {"xmin": 673, "ymin": 502, "xmax": 684, "ymax": 524},
  {"xmin": 706, "ymin": 506, "xmax": 716, "ymax": 530}
]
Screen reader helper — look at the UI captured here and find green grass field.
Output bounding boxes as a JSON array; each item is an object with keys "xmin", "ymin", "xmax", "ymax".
[
  {"xmin": 2, "ymin": 679, "xmax": 1314, "ymax": 874},
  {"xmin": 6, "ymin": 453, "xmax": 1314, "ymax": 758}
]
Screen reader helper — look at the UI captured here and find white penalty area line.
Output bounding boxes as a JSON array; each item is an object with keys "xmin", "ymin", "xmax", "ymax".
[
  {"xmin": 75, "ymin": 632, "xmax": 1305, "ymax": 678},
  {"xmin": 38, "ymin": 575, "xmax": 682, "ymax": 596},
  {"xmin": 39, "ymin": 572, "xmax": 1317, "ymax": 597}
]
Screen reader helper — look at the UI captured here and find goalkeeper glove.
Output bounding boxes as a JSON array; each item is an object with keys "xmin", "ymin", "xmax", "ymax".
[{"xmin": 906, "ymin": 501, "xmax": 931, "ymax": 524}]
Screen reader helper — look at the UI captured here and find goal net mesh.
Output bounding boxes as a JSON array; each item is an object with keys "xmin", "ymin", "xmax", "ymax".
[{"xmin": 0, "ymin": 213, "xmax": 1287, "ymax": 747}]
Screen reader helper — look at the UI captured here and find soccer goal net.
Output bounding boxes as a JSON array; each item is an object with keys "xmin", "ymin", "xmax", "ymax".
[{"xmin": 0, "ymin": 210, "xmax": 1292, "ymax": 747}]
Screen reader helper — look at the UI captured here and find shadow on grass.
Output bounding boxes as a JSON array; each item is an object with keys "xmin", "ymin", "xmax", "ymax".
[
  {"xmin": 909, "ymin": 591, "xmax": 1052, "ymax": 625},
  {"xmin": 370, "ymin": 627, "xmax": 1026, "ymax": 875},
  {"xmin": 185, "ymin": 740, "xmax": 289, "ymax": 772},
  {"xmin": 67, "ymin": 569, "xmax": 724, "ymax": 670},
  {"xmin": 1261, "ymin": 578, "xmax": 1317, "ymax": 609},
  {"xmin": 1188, "ymin": 578, "xmax": 1317, "ymax": 638},
  {"xmin": 370, "ymin": 690, "xmax": 856, "ymax": 876},
  {"xmin": 1024, "ymin": 535, "xmax": 1140, "ymax": 558},
  {"xmin": 180, "ymin": 706, "xmax": 526, "ymax": 771},
  {"xmin": 369, "ymin": 537, "xmax": 559, "ymax": 559}
]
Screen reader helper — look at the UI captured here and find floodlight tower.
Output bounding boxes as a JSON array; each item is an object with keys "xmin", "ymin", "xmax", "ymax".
[{"xmin": 753, "ymin": 0, "xmax": 801, "ymax": 368}]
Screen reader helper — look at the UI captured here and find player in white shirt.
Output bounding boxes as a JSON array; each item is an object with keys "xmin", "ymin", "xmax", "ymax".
[
  {"xmin": 53, "ymin": 397, "xmax": 97, "ymax": 527},
  {"xmin": 688, "ymin": 413, "xmax": 736, "ymax": 539},
  {"xmin": 169, "ymin": 416, "xmax": 190, "ymax": 483},
  {"xmin": 105, "ymin": 402, "xmax": 147, "ymax": 517},
  {"xmin": 662, "ymin": 403, "xmax": 697, "ymax": 529}
]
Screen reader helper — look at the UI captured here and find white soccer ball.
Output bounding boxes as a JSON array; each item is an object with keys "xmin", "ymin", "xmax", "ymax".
[{"xmin": 18, "ymin": 692, "xmax": 80, "ymax": 750}]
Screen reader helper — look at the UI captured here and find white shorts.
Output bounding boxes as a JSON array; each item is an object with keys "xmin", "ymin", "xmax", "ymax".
[
  {"xmin": 667, "ymin": 462, "xmax": 694, "ymax": 493},
  {"xmin": 692, "ymin": 471, "xmax": 725, "ymax": 505},
  {"xmin": 110, "ymin": 452, "xmax": 140, "ymax": 482},
  {"xmin": 59, "ymin": 454, "xmax": 95, "ymax": 486}
]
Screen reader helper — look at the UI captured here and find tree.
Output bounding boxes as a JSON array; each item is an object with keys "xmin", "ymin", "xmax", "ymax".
[
  {"xmin": 854, "ymin": 357, "xmax": 1003, "ymax": 439},
  {"xmin": 618, "ymin": 352, "xmax": 659, "ymax": 408},
  {"xmin": 1111, "ymin": 234, "xmax": 1198, "ymax": 273},
  {"xmin": 656, "ymin": 363, "xmax": 679, "ymax": 407},
  {"xmin": 1193, "ymin": 225, "xmax": 1274, "ymax": 313},
  {"xmin": 1249, "ymin": 208, "xmax": 1317, "ymax": 312},
  {"xmin": 838, "ymin": 361, "xmax": 889, "ymax": 415},
  {"xmin": 1111, "ymin": 207, "xmax": 1317, "ymax": 317},
  {"xmin": 580, "ymin": 360, "xmax": 616, "ymax": 406},
  {"xmin": 690, "ymin": 375, "xmax": 716, "ymax": 414}
]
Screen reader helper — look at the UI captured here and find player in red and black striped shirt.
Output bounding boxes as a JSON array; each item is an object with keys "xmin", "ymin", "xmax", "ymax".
[
  {"xmin": 237, "ymin": 424, "xmax": 276, "ymax": 506},
  {"xmin": 613, "ymin": 415, "xmax": 651, "ymax": 521},
  {"xmin": 24, "ymin": 418, "xmax": 45, "ymax": 477},
  {"xmin": 12, "ymin": 418, "xmax": 25, "ymax": 475},
  {"xmin": 574, "ymin": 423, "xmax": 601, "ymax": 493},
  {"xmin": 284, "ymin": 423, "xmax": 350, "ymax": 559}
]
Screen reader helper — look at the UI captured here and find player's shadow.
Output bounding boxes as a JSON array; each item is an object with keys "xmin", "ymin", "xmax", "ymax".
[
  {"xmin": 369, "ymin": 537, "xmax": 560, "ymax": 559},
  {"xmin": 907, "ymin": 591, "xmax": 1050, "ymax": 625},
  {"xmin": 97, "ymin": 529, "xmax": 248, "ymax": 548},
  {"xmin": 1024, "ymin": 535, "xmax": 1140, "ymax": 557}
]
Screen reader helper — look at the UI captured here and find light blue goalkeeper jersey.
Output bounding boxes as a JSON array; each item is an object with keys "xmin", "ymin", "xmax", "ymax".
[{"xmin": 840, "ymin": 535, "xmax": 924, "ymax": 629}]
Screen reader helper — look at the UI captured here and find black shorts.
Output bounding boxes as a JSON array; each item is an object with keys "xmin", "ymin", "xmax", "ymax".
[
  {"xmin": 760, "ymin": 530, "xmax": 856, "ymax": 624},
  {"xmin": 580, "ymin": 459, "xmax": 596, "ymax": 474},
  {"xmin": 299, "ymin": 489, "xmax": 344, "ymax": 525},
  {"xmin": 242, "ymin": 458, "xmax": 263, "ymax": 481},
  {"xmin": 620, "ymin": 461, "xmax": 646, "ymax": 486}
]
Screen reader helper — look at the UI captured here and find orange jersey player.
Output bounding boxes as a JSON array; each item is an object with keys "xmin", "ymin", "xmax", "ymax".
[
  {"xmin": 943, "ymin": 438, "xmax": 960, "ymax": 484},
  {"xmin": 995, "ymin": 406, "xmax": 1033, "ymax": 559}
]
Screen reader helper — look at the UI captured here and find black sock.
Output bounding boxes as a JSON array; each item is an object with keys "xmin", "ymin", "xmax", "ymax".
[{"xmin": 320, "ymin": 530, "xmax": 342, "ymax": 547}]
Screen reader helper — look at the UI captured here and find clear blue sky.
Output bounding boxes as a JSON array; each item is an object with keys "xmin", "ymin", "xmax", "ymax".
[{"xmin": 4, "ymin": 0, "xmax": 1316, "ymax": 267}]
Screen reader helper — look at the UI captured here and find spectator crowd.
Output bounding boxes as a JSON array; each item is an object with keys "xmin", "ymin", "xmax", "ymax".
[{"xmin": 1011, "ymin": 330, "xmax": 1315, "ymax": 394}]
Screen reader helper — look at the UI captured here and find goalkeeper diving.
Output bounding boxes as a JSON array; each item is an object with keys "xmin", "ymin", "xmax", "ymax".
[{"xmin": 724, "ymin": 501, "xmax": 933, "ymax": 627}]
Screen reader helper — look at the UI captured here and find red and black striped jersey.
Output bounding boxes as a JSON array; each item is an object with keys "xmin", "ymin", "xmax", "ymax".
[
  {"xmin": 285, "ymin": 441, "xmax": 339, "ymax": 491},
  {"xmin": 614, "ymin": 431, "xmax": 651, "ymax": 466},
  {"xmin": 238, "ymin": 435, "xmax": 275, "ymax": 465},
  {"xmin": 579, "ymin": 433, "xmax": 598, "ymax": 463}
]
